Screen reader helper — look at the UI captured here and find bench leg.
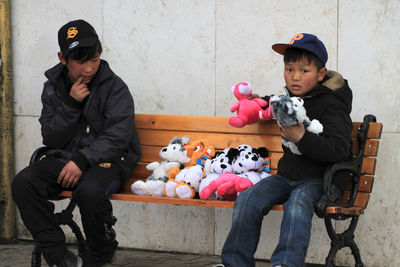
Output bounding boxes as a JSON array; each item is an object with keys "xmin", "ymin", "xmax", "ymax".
[
  {"xmin": 30, "ymin": 198, "xmax": 86, "ymax": 266},
  {"xmin": 31, "ymin": 243, "xmax": 41, "ymax": 267},
  {"xmin": 324, "ymin": 215, "xmax": 364, "ymax": 267}
]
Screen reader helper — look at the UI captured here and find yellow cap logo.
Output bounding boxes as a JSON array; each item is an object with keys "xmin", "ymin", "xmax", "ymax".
[
  {"xmin": 66, "ymin": 27, "xmax": 78, "ymax": 39},
  {"xmin": 288, "ymin": 33, "xmax": 304, "ymax": 44}
]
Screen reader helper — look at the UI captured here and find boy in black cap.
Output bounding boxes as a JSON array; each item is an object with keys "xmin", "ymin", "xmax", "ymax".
[
  {"xmin": 12, "ymin": 19, "xmax": 141, "ymax": 267},
  {"xmin": 220, "ymin": 33, "xmax": 353, "ymax": 267}
]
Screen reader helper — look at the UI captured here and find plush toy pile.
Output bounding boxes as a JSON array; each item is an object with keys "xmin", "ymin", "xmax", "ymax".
[
  {"xmin": 199, "ymin": 144, "xmax": 270, "ymax": 201},
  {"xmin": 229, "ymin": 82, "xmax": 273, "ymax": 128},
  {"xmin": 270, "ymin": 95, "xmax": 323, "ymax": 155},
  {"xmin": 131, "ymin": 136, "xmax": 271, "ymax": 201}
]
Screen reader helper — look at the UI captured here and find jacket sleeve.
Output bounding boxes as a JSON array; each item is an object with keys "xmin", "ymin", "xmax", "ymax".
[
  {"xmin": 77, "ymin": 80, "xmax": 135, "ymax": 166},
  {"xmin": 39, "ymin": 82, "xmax": 83, "ymax": 148},
  {"xmin": 296, "ymin": 104, "xmax": 352, "ymax": 163}
]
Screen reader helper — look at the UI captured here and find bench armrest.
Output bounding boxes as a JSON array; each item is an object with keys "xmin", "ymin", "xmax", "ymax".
[
  {"xmin": 315, "ymin": 114, "xmax": 376, "ymax": 218},
  {"xmin": 29, "ymin": 146, "xmax": 50, "ymax": 165}
]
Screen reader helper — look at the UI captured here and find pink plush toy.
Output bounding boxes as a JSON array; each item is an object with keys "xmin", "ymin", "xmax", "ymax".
[
  {"xmin": 228, "ymin": 82, "xmax": 273, "ymax": 128},
  {"xmin": 199, "ymin": 171, "xmax": 254, "ymax": 201}
]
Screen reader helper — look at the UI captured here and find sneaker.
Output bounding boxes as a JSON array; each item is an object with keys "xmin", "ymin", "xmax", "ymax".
[
  {"xmin": 212, "ymin": 264, "xmax": 225, "ymax": 267},
  {"xmin": 56, "ymin": 249, "xmax": 83, "ymax": 267}
]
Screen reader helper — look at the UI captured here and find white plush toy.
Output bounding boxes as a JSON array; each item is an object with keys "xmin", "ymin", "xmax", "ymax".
[
  {"xmin": 231, "ymin": 145, "xmax": 269, "ymax": 174},
  {"xmin": 199, "ymin": 148, "xmax": 236, "ymax": 200},
  {"xmin": 131, "ymin": 136, "xmax": 190, "ymax": 196},
  {"xmin": 270, "ymin": 95, "xmax": 323, "ymax": 155},
  {"xmin": 232, "ymin": 144, "xmax": 270, "ymax": 187}
]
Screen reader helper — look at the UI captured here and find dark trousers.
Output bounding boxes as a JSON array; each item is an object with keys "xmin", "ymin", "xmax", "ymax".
[{"xmin": 12, "ymin": 156, "xmax": 122, "ymax": 266}]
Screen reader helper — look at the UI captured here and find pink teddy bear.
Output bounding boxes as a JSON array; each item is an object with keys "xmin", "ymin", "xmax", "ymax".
[
  {"xmin": 228, "ymin": 82, "xmax": 273, "ymax": 128},
  {"xmin": 199, "ymin": 171, "xmax": 254, "ymax": 201}
]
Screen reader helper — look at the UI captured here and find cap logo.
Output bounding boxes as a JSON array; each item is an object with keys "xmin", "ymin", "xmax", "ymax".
[
  {"xmin": 66, "ymin": 27, "xmax": 78, "ymax": 39},
  {"xmin": 288, "ymin": 33, "xmax": 304, "ymax": 44},
  {"xmin": 69, "ymin": 41, "xmax": 79, "ymax": 49}
]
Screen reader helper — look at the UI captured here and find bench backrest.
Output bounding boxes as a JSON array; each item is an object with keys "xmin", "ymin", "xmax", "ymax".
[{"xmin": 123, "ymin": 114, "xmax": 382, "ymax": 212}]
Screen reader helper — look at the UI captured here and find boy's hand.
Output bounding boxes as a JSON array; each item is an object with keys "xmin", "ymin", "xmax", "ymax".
[
  {"xmin": 70, "ymin": 76, "xmax": 90, "ymax": 102},
  {"xmin": 58, "ymin": 161, "xmax": 82, "ymax": 188},
  {"xmin": 281, "ymin": 124, "xmax": 305, "ymax": 143},
  {"xmin": 248, "ymin": 93, "xmax": 261, "ymax": 100}
]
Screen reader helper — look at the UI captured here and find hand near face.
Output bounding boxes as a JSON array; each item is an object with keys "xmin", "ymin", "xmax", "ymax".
[
  {"xmin": 70, "ymin": 76, "xmax": 90, "ymax": 102},
  {"xmin": 58, "ymin": 161, "xmax": 82, "ymax": 188},
  {"xmin": 281, "ymin": 124, "xmax": 305, "ymax": 143}
]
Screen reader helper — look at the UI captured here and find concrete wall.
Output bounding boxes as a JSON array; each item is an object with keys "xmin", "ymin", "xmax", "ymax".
[{"xmin": 11, "ymin": 0, "xmax": 399, "ymax": 266}]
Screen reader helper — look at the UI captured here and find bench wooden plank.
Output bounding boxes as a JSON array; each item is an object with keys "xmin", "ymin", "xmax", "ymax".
[
  {"xmin": 345, "ymin": 175, "xmax": 374, "ymax": 193},
  {"xmin": 135, "ymin": 114, "xmax": 281, "ymax": 135},
  {"xmin": 138, "ymin": 129, "xmax": 284, "ymax": 152},
  {"xmin": 358, "ymin": 176, "xmax": 374, "ymax": 193},
  {"xmin": 361, "ymin": 157, "xmax": 376, "ymax": 175},
  {"xmin": 340, "ymin": 191, "xmax": 370, "ymax": 208},
  {"xmin": 351, "ymin": 121, "xmax": 383, "ymax": 139},
  {"xmin": 325, "ymin": 206, "xmax": 364, "ymax": 216}
]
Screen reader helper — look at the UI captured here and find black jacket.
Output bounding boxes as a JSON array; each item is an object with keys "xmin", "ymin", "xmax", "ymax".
[
  {"xmin": 274, "ymin": 71, "xmax": 353, "ymax": 181},
  {"xmin": 39, "ymin": 59, "xmax": 141, "ymax": 180}
]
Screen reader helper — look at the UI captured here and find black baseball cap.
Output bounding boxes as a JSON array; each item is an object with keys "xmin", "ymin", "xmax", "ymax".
[
  {"xmin": 58, "ymin": 19, "xmax": 99, "ymax": 59},
  {"xmin": 272, "ymin": 33, "xmax": 328, "ymax": 66}
]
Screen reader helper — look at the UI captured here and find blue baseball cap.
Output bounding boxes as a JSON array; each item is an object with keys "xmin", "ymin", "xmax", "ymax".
[{"xmin": 272, "ymin": 33, "xmax": 328, "ymax": 65}]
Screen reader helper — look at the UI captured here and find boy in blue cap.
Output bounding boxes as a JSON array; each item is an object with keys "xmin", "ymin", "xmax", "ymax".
[
  {"xmin": 220, "ymin": 33, "xmax": 353, "ymax": 267},
  {"xmin": 12, "ymin": 19, "xmax": 141, "ymax": 267}
]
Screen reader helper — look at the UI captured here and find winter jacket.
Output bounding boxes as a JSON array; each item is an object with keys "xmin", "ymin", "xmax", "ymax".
[
  {"xmin": 39, "ymin": 59, "xmax": 141, "ymax": 180},
  {"xmin": 269, "ymin": 70, "xmax": 353, "ymax": 182}
]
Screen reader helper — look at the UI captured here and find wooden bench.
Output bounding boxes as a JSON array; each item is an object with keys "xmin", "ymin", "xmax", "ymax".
[{"xmin": 30, "ymin": 113, "xmax": 382, "ymax": 267}]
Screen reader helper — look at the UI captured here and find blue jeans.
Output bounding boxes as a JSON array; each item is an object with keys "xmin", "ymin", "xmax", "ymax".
[{"xmin": 221, "ymin": 175, "xmax": 323, "ymax": 267}]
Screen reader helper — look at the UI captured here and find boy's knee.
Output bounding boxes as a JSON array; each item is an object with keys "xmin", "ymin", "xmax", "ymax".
[
  {"xmin": 75, "ymin": 183, "xmax": 104, "ymax": 208},
  {"xmin": 11, "ymin": 171, "xmax": 31, "ymax": 197},
  {"xmin": 234, "ymin": 189, "xmax": 263, "ymax": 216}
]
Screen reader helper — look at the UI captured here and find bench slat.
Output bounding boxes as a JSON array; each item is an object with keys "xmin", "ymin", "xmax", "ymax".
[
  {"xmin": 57, "ymin": 190, "xmax": 283, "ymax": 209},
  {"xmin": 325, "ymin": 206, "xmax": 364, "ymax": 216},
  {"xmin": 358, "ymin": 175, "xmax": 374, "ymax": 193},
  {"xmin": 361, "ymin": 157, "xmax": 376, "ymax": 175},
  {"xmin": 138, "ymin": 129, "xmax": 284, "ymax": 152},
  {"xmin": 340, "ymin": 191, "xmax": 370, "ymax": 209},
  {"xmin": 351, "ymin": 139, "xmax": 380, "ymax": 157},
  {"xmin": 351, "ymin": 121, "xmax": 383, "ymax": 139},
  {"xmin": 57, "ymin": 189, "xmax": 364, "ymax": 215},
  {"xmin": 345, "ymin": 175, "xmax": 374, "ymax": 193},
  {"xmin": 135, "ymin": 114, "xmax": 282, "ymax": 135}
]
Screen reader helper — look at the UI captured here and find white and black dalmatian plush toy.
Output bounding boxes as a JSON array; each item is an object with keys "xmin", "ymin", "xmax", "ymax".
[
  {"xmin": 270, "ymin": 95, "xmax": 323, "ymax": 155},
  {"xmin": 231, "ymin": 145, "xmax": 269, "ymax": 175},
  {"xmin": 199, "ymin": 148, "xmax": 237, "ymax": 200}
]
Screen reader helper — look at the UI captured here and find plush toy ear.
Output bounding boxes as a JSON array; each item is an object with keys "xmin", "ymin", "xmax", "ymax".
[
  {"xmin": 227, "ymin": 148, "xmax": 240, "ymax": 164},
  {"xmin": 214, "ymin": 151, "xmax": 223, "ymax": 158},
  {"xmin": 255, "ymin": 147, "xmax": 269, "ymax": 157}
]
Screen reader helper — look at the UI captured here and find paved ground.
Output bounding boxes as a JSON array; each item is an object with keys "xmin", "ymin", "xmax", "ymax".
[
  {"xmin": 0, "ymin": 240, "xmax": 262, "ymax": 267},
  {"xmin": 0, "ymin": 240, "xmax": 324, "ymax": 267}
]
